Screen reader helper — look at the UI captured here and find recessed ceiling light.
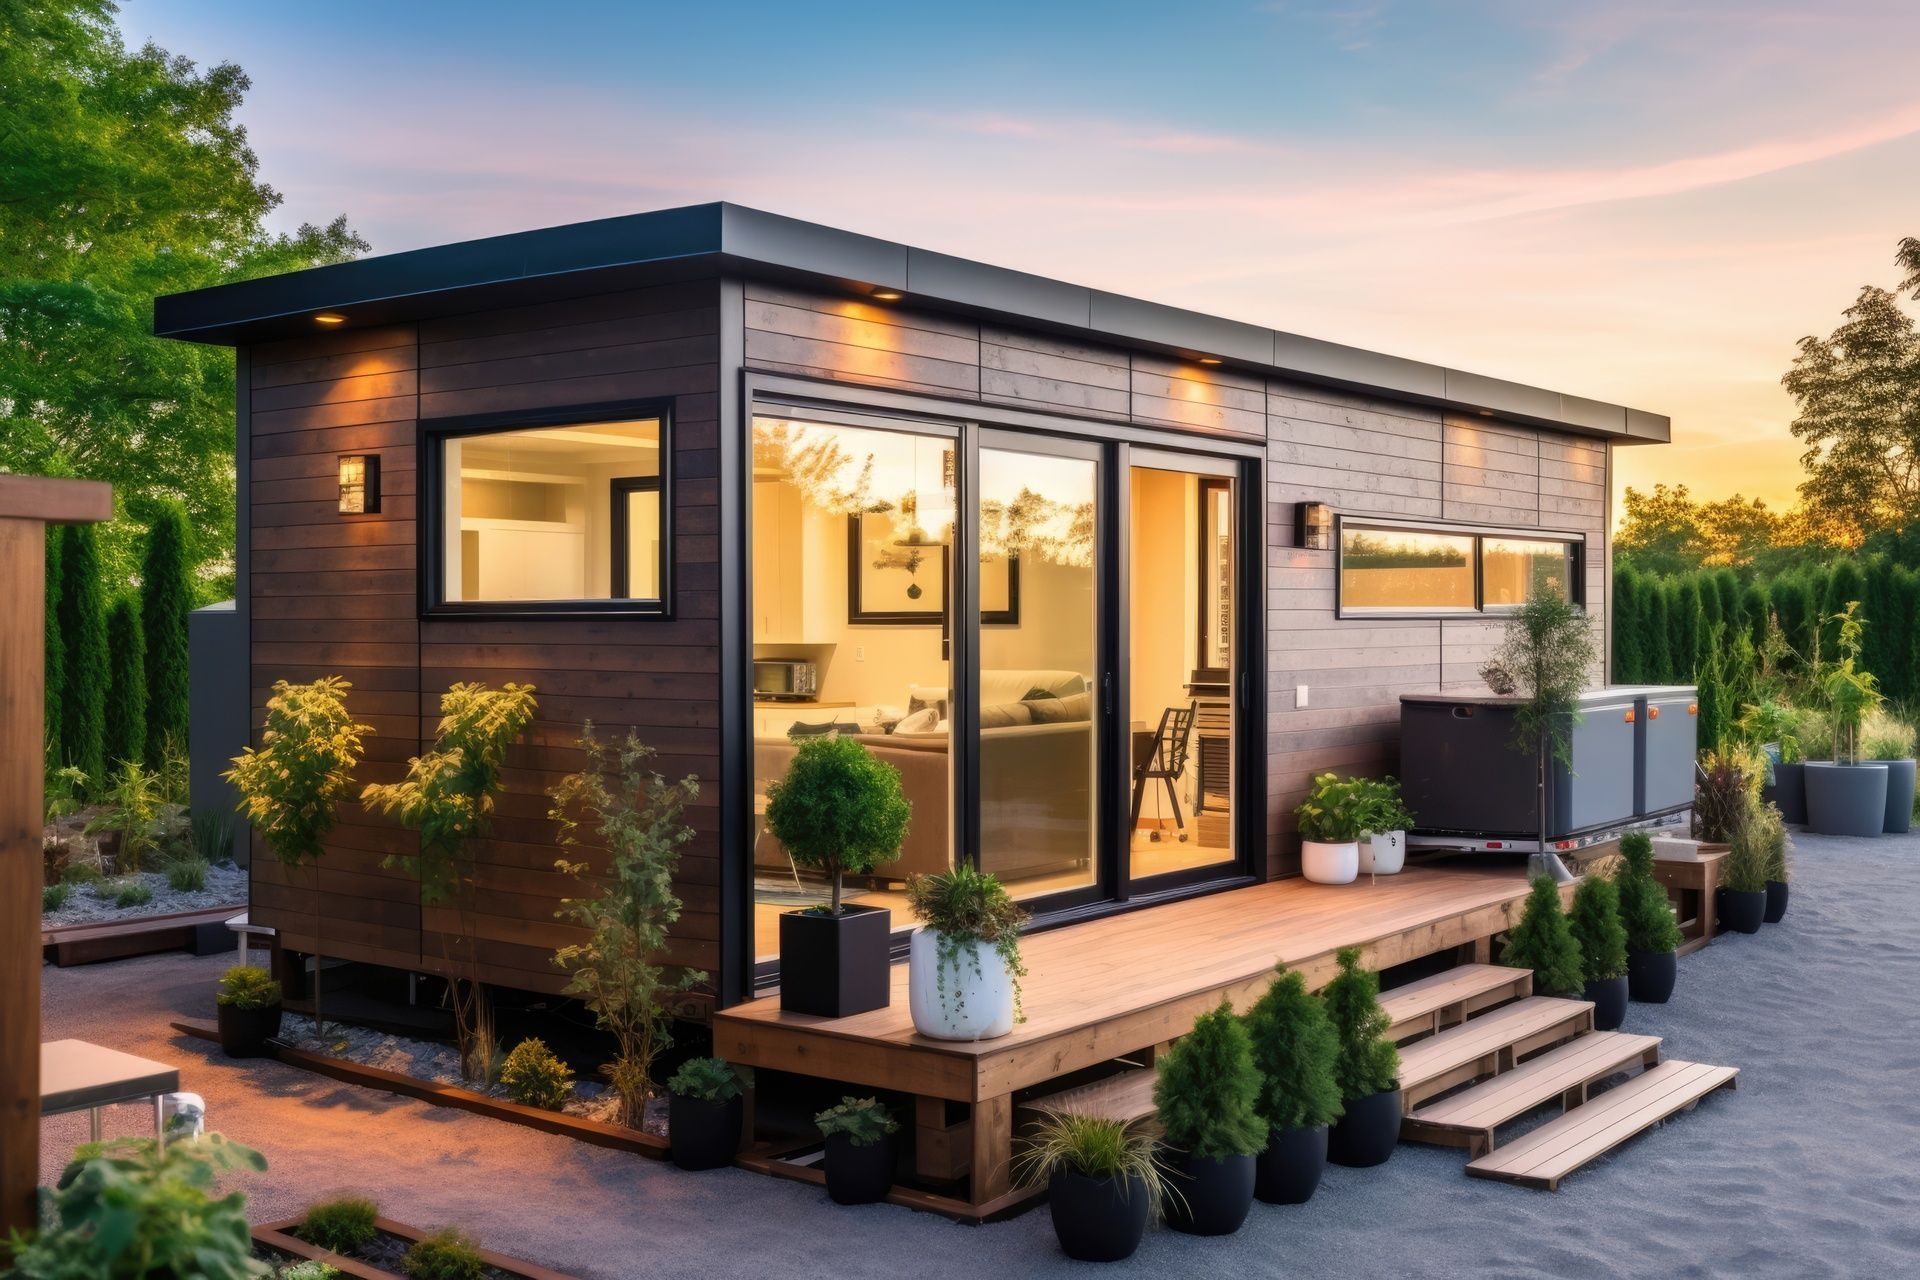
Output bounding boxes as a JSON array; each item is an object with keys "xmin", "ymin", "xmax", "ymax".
[
  {"xmin": 313, "ymin": 312, "xmax": 348, "ymax": 326},
  {"xmin": 870, "ymin": 288, "xmax": 904, "ymax": 302},
  {"xmin": 1478, "ymin": 408, "xmax": 1494, "ymax": 417}
]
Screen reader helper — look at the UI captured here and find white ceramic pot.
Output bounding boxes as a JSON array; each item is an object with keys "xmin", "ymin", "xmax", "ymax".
[
  {"xmin": 909, "ymin": 929, "xmax": 1016, "ymax": 1041},
  {"xmin": 1301, "ymin": 840, "xmax": 1359, "ymax": 885},
  {"xmin": 1358, "ymin": 830, "xmax": 1405, "ymax": 875}
]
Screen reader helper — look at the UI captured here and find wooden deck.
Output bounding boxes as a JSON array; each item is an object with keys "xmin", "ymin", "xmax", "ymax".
[{"xmin": 715, "ymin": 865, "xmax": 1538, "ymax": 1219}]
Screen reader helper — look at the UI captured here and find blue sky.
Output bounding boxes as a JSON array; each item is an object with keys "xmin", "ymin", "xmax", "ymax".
[{"xmin": 128, "ymin": 0, "xmax": 1920, "ymax": 507}]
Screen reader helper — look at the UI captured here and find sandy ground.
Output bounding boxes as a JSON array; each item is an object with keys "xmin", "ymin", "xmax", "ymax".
[{"xmin": 39, "ymin": 829, "xmax": 1920, "ymax": 1280}]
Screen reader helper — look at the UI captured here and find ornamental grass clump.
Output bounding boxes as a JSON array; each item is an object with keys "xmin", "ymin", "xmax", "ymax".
[
  {"xmin": 1722, "ymin": 800, "xmax": 1776, "ymax": 895},
  {"xmin": 1694, "ymin": 745, "xmax": 1763, "ymax": 844},
  {"xmin": 300, "ymin": 1195, "xmax": 378, "ymax": 1254},
  {"xmin": 42, "ymin": 882, "xmax": 72, "ymax": 913},
  {"xmin": 1320, "ymin": 947, "xmax": 1399, "ymax": 1101},
  {"xmin": 1617, "ymin": 832, "xmax": 1681, "ymax": 954},
  {"xmin": 763, "ymin": 733, "xmax": 910, "ymax": 914},
  {"xmin": 1153, "ymin": 1000, "xmax": 1265, "ymax": 1162},
  {"xmin": 109, "ymin": 878, "xmax": 154, "ymax": 909},
  {"xmin": 1013, "ymin": 1113, "xmax": 1174, "ymax": 1215},
  {"xmin": 401, "ymin": 1227, "xmax": 488, "ymax": 1280},
  {"xmin": 1503, "ymin": 876, "xmax": 1585, "ymax": 996},
  {"xmin": 815, "ymin": 1097, "xmax": 899, "ymax": 1147},
  {"xmin": 165, "ymin": 854, "xmax": 209, "ymax": 893},
  {"xmin": 499, "ymin": 1037, "xmax": 573, "ymax": 1112},
  {"xmin": 1243, "ymin": 965, "xmax": 1342, "ymax": 1131},
  {"xmin": 906, "ymin": 864, "xmax": 1030, "ymax": 1023}
]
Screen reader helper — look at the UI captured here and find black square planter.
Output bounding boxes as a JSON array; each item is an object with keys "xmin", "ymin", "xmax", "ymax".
[{"xmin": 779, "ymin": 905, "xmax": 891, "ymax": 1018}]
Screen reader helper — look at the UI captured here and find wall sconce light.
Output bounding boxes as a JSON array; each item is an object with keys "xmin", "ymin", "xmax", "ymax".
[
  {"xmin": 338, "ymin": 454, "xmax": 380, "ymax": 514},
  {"xmin": 313, "ymin": 312, "xmax": 348, "ymax": 327},
  {"xmin": 1298, "ymin": 501, "xmax": 1333, "ymax": 550},
  {"xmin": 869, "ymin": 288, "xmax": 904, "ymax": 302}
]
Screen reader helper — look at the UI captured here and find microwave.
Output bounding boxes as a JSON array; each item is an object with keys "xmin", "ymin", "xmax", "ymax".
[{"xmin": 753, "ymin": 659, "xmax": 819, "ymax": 701}]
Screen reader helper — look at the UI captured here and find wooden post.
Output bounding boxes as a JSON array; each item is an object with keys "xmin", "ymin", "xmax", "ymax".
[{"xmin": 0, "ymin": 476, "xmax": 113, "ymax": 1242}]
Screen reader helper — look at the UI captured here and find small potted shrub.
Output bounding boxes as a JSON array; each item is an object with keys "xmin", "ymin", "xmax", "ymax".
[
  {"xmin": 215, "ymin": 964, "xmax": 283, "ymax": 1058},
  {"xmin": 1719, "ymin": 801, "xmax": 1770, "ymax": 935},
  {"xmin": 1503, "ymin": 876, "xmax": 1585, "ymax": 998},
  {"xmin": 1152, "ymin": 1000, "xmax": 1264, "ymax": 1235},
  {"xmin": 1355, "ymin": 776, "xmax": 1414, "ymax": 876},
  {"xmin": 666, "ymin": 1057, "xmax": 751, "ymax": 1171},
  {"xmin": 499, "ymin": 1037, "xmax": 573, "ymax": 1111},
  {"xmin": 814, "ymin": 1096, "xmax": 899, "ymax": 1205},
  {"xmin": 1862, "ymin": 710, "xmax": 1916, "ymax": 835},
  {"xmin": 1761, "ymin": 802, "xmax": 1792, "ymax": 923},
  {"xmin": 1617, "ymin": 832, "xmax": 1681, "ymax": 1003},
  {"xmin": 1294, "ymin": 772, "xmax": 1365, "ymax": 885},
  {"xmin": 763, "ymin": 733, "xmax": 911, "ymax": 1017},
  {"xmin": 904, "ymin": 865, "xmax": 1028, "ymax": 1041},
  {"xmin": 1568, "ymin": 876, "xmax": 1629, "ymax": 1030},
  {"xmin": 1016, "ymin": 1113, "xmax": 1170, "ymax": 1263},
  {"xmin": 1243, "ymin": 965, "xmax": 1341, "ymax": 1203},
  {"xmin": 1322, "ymin": 947, "xmax": 1401, "ymax": 1168},
  {"xmin": 1804, "ymin": 603, "xmax": 1889, "ymax": 836}
]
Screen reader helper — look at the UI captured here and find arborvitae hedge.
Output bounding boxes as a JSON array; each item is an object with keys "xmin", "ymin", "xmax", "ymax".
[
  {"xmin": 56, "ymin": 524, "xmax": 108, "ymax": 781},
  {"xmin": 1821, "ymin": 558, "xmax": 1866, "ymax": 659},
  {"xmin": 1669, "ymin": 577, "xmax": 1703, "ymax": 680},
  {"xmin": 1739, "ymin": 580, "xmax": 1771, "ymax": 654},
  {"xmin": 1697, "ymin": 573, "xmax": 1723, "ymax": 641},
  {"xmin": 104, "ymin": 597, "xmax": 147, "ymax": 770},
  {"xmin": 1503, "ymin": 877, "xmax": 1586, "ymax": 996},
  {"xmin": 1771, "ymin": 575, "xmax": 1814, "ymax": 667},
  {"xmin": 1862, "ymin": 557, "xmax": 1898, "ymax": 691},
  {"xmin": 1612, "ymin": 566, "xmax": 1644, "ymax": 683},
  {"xmin": 141, "ymin": 503, "xmax": 193, "ymax": 765},
  {"xmin": 1643, "ymin": 579, "xmax": 1673, "ymax": 682},
  {"xmin": 1710, "ymin": 568, "xmax": 1741, "ymax": 635},
  {"xmin": 44, "ymin": 529, "xmax": 64, "ymax": 766}
]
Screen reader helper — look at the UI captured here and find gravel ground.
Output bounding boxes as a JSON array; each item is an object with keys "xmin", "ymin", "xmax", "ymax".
[
  {"xmin": 41, "ymin": 861, "xmax": 247, "ymax": 926},
  {"xmin": 39, "ymin": 829, "xmax": 1920, "ymax": 1279}
]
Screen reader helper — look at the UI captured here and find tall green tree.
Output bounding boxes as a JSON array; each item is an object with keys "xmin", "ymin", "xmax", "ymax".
[
  {"xmin": 104, "ymin": 596, "xmax": 146, "ymax": 769},
  {"xmin": 1643, "ymin": 579, "xmax": 1672, "ymax": 682},
  {"xmin": 0, "ymin": 0, "xmax": 365, "ymax": 594},
  {"xmin": 1862, "ymin": 557, "xmax": 1899, "ymax": 689},
  {"xmin": 1770, "ymin": 574, "xmax": 1815, "ymax": 667},
  {"xmin": 141, "ymin": 502, "xmax": 193, "ymax": 764},
  {"xmin": 56, "ymin": 524, "xmax": 108, "ymax": 780},
  {"xmin": 1710, "ymin": 568, "xmax": 1741, "ymax": 633},
  {"xmin": 44, "ymin": 528, "xmax": 64, "ymax": 765},
  {"xmin": 1697, "ymin": 571, "xmax": 1724, "ymax": 642},
  {"xmin": 1667, "ymin": 577, "xmax": 1702, "ymax": 680},
  {"xmin": 1738, "ymin": 580, "xmax": 1771, "ymax": 655},
  {"xmin": 1612, "ymin": 565, "xmax": 1644, "ymax": 683},
  {"xmin": 1889, "ymin": 567, "xmax": 1919, "ymax": 705}
]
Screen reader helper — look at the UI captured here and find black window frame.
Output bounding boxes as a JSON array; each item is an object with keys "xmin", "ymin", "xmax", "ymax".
[
  {"xmin": 419, "ymin": 397, "xmax": 674, "ymax": 620},
  {"xmin": 1333, "ymin": 514, "xmax": 1585, "ymax": 620}
]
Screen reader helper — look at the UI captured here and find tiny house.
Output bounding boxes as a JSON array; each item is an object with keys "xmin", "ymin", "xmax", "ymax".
[{"xmin": 157, "ymin": 203, "xmax": 1668, "ymax": 1009}]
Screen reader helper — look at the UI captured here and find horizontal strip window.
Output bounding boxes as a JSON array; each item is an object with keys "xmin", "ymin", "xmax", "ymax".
[
  {"xmin": 1336, "ymin": 517, "xmax": 1582, "ymax": 617},
  {"xmin": 421, "ymin": 399, "xmax": 673, "ymax": 618}
]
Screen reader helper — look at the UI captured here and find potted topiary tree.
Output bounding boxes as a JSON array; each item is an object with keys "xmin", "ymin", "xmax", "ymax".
[
  {"xmin": 904, "ymin": 865, "xmax": 1029, "ymax": 1040},
  {"xmin": 1719, "ymin": 798, "xmax": 1770, "ymax": 934},
  {"xmin": 1491, "ymin": 595, "xmax": 1598, "ymax": 880},
  {"xmin": 814, "ymin": 1096, "xmax": 900, "ymax": 1205},
  {"xmin": 665, "ymin": 1057, "xmax": 751, "ymax": 1172},
  {"xmin": 1294, "ymin": 772, "xmax": 1365, "ymax": 885},
  {"xmin": 1243, "ymin": 964, "xmax": 1342, "ymax": 1204},
  {"xmin": 1617, "ymin": 831, "xmax": 1681, "ymax": 1003},
  {"xmin": 1152, "ymin": 1000, "xmax": 1265, "ymax": 1236},
  {"xmin": 1804, "ymin": 604, "xmax": 1889, "ymax": 836},
  {"xmin": 214, "ymin": 964, "xmax": 283, "ymax": 1058},
  {"xmin": 762, "ymin": 734, "xmax": 911, "ymax": 1017},
  {"xmin": 1322, "ymin": 947, "xmax": 1401, "ymax": 1168},
  {"xmin": 1355, "ymin": 776, "xmax": 1415, "ymax": 877},
  {"xmin": 1503, "ymin": 876, "xmax": 1586, "ymax": 999},
  {"xmin": 1761, "ymin": 800, "xmax": 1792, "ymax": 923},
  {"xmin": 1015, "ymin": 1113, "xmax": 1171, "ymax": 1263},
  {"xmin": 1568, "ymin": 876, "xmax": 1629, "ymax": 1031}
]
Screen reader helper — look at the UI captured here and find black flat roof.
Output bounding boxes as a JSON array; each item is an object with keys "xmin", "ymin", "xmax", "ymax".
[{"xmin": 154, "ymin": 201, "xmax": 1668, "ymax": 442}]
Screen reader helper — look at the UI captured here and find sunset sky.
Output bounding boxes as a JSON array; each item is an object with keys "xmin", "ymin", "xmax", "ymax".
[{"xmin": 134, "ymin": 1, "xmax": 1920, "ymax": 513}]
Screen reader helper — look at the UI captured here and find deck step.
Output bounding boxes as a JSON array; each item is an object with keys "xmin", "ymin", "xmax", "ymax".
[
  {"xmin": 1016, "ymin": 1069, "xmax": 1156, "ymax": 1130},
  {"xmin": 1465, "ymin": 1060, "xmax": 1739, "ymax": 1191},
  {"xmin": 1398, "ymin": 996, "xmax": 1595, "ymax": 1109},
  {"xmin": 1404, "ymin": 1032, "xmax": 1663, "ymax": 1156},
  {"xmin": 1380, "ymin": 964, "xmax": 1533, "ymax": 1044}
]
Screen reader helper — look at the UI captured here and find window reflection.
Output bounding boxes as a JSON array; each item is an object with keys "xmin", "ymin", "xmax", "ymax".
[{"xmin": 1339, "ymin": 527, "xmax": 1476, "ymax": 611}]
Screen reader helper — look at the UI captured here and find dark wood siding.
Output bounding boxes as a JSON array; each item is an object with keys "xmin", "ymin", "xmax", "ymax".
[{"xmin": 246, "ymin": 281, "xmax": 723, "ymax": 995}]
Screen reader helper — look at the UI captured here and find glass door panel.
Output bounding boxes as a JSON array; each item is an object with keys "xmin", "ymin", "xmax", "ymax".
[
  {"xmin": 1126, "ymin": 460, "xmax": 1238, "ymax": 884},
  {"xmin": 976, "ymin": 441, "xmax": 1102, "ymax": 901}
]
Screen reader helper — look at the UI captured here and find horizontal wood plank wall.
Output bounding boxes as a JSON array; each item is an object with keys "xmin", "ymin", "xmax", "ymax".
[{"xmin": 247, "ymin": 281, "xmax": 724, "ymax": 997}]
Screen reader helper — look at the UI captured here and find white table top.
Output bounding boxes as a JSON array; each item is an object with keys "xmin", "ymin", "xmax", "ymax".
[{"xmin": 40, "ymin": 1039, "xmax": 180, "ymax": 1115}]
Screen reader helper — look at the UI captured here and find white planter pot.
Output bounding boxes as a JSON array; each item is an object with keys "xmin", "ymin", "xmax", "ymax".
[
  {"xmin": 1358, "ymin": 830, "xmax": 1405, "ymax": 875},
  {"xmin": 909, "ymin": 929, "xmax": 1016, "ymax": 1041},
  {"xmin": 1301, "ymin": 840, "xmax": 1359, "ymax": 885}
]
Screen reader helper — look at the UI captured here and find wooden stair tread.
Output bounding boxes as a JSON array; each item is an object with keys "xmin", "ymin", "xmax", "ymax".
[
  {"xmin": 1466, "ymin": 1060, "xmax": 1739, "ymax": 1190},
  {"xmin": 1398, "ymin": 997, "xmax": 1594, "ymax": 1090},
  {"xmin": 1412, "ymin": 1032, "xmax": 1662, "ymax": 1130},
  {"xmin": 1018, "ymin": 1069, "xmax": 1156, "ymax": 1126},
  {"xmin": 1381, "ymin": 964, "xmax": 1533, "ymax": 1042}
]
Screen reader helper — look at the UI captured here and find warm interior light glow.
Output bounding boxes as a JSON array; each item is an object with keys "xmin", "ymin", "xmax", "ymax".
[
  {"xmin": 869, "ymin": 288, "xmax": 904, "ymax": 301},
  {"xmin": 1198, "ymin": 356, "xmax": 1223, "ymax": 365},
  {"xmin": 314, "ymin": 312, "xmax": 348, "ymax": 326}
]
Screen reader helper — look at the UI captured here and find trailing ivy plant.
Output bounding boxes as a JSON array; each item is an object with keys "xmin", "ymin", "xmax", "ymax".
[
  {"xmin": 815, "ymin": 1097, "xmax": 900, "ymax": 1147},
  {"xmin": 762, "ymin": 733, "xmax": 910, "ymax": 914},
  {"xmin": 363, "ymin": 681, "xmax": 536, "ymax": 1082},
  {"xmin": 5, "ymin": 1135, "xmax": 267, "ymax": 1280},
  {"xmin": 1616, "ymin": 832, "xmax": 1682, "ymax": 955},
  {"xmin": 905, "ymin": 865, "xmax": 1030, "ymax": 1024},
  {"xmin": 1568, "ymin": 876, "xmax": 1628, "ymax": 984},
  {"xmin": 1152, "ymin": 1000, "xmax": 1265, "ymax": 1161},
  {"xmin": 225, "ymin": 677, "xmax": 371, "ymax": 1041},
  {"xmin": 1319, "ymin": 947, "xmax": 1400, "ymax": 1102},
  {"xmin": 548, "ymin": 723, "xmax": 706, "ymax": 1127},
  {"xmin": 1503, "ymin": 876, "xmax": 1586, "ymax": 996},
  {"xmin": 1243, "ymin": 965, "xmax": 1342, "ymax": 1131}
]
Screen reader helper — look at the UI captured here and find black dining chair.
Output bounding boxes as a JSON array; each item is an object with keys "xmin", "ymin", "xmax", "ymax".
[{"xmin": 1130, "ymin": 702, "xmax": 1197, "ymax": 836}]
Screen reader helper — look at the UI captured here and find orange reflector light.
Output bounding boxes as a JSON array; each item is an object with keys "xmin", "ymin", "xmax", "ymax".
[{"xmin": 1649, "ymin": 706, "xmax": 1661, "ymax": 720}]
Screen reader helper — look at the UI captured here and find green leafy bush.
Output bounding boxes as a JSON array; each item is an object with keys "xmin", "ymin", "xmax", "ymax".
[
  {"xmin": 1243, "ymin": 966, "xmax": 1342, "ymax": 1130},
  {"xmin": 1351, "ymin": 776, "xmax": 1414, "ymax": 836},
  {"xmin": 83, "ymin": 760, "xmax": 165, "ymax": 873},
  {"xmin": 1294, "ymin": 771, "xmax": 1367, "ymax": 843},
  {"xmin": 815, "ymin": 1097, "xmax": 899, "ymax": 1147},
  {"xmin": 1152, "ymin": 1000, "xmax": 1265, "ymax": 1160},
  {"xmin": 763, "ymin": 733, "xmax": 910, "ymax": 913},
  {"xmin": 43, "ymin": 882, "xmax": 72, "ymax": 913},
  {"xmin": 905, "ymin": 865, "xmax": 1030, "ymax": 1023},
  {"xmin": 166, "ymin": 855, "xmax": 210, "ymax": 893},
  {"xmin": 1321, "ymin": 947, "xmax": 1399, "ymax": 1101},
  {"xmin": 1617, "ymin": 833, "xmax": 1681, "ymax": 954},
  {"xmin": 1736, "ymin": 698, "xmax": 1801, "ymax": 766},
  {"xmin": 1568, "ymin": 876, "xmax": 1628, "ymax": 983},
  {"xmin": 401, "ymin": 1227, "xmax": 488, "ymax": 1280},
  {"xmin": 1013, "ymin": 1113, "xmax": 1172, "ymax": 1216},
  {"xmin": 61, "ymin": 859, "xmax": 103, "ymax": 886},
  {"xmin": 274, "ymin": 1262, "xmax": 341, "ymax": 1280},
  {"xmin": 667, "ymin": 1057, "xmax": 750, "ymax": 1104},
  {"xmin": 4, "ymin": 1134, "xmax": 265, "ymax": 1280},
  {"xmin": 108, "ymin": 878, "xmax": 154, "ymax": 909},
  {"xmin": 216, "ymin": 964, "xmax": 282, "ymax": 1011},
  {"xmin": 499, "ymin": 1038, "xmax": 573, "ymax": 1111},
  {"xmin": 300, "ymin": 1195, "xmax": 378, "ymax": 1254},
  {"xmin": 1503, "ymin": 877, "xmax": 1585, "ymax": 995}
]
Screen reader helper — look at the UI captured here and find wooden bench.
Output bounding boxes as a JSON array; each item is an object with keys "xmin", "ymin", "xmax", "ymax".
[
  {"xmin": 1466, "ymin": 1060, "xmax": 1739, "ymax": 1190},
  {"xmin": 1403, "ymin": 1031, "xmax": 1661, "ymax": 1157},
  {"xmin": 1397, "ymin": 996, "xmax": 1595, "ymax": 1110},
  {"xmin": 1380, "ymin": 964, "xmax": 1532, "ymax": 1044},
  {"xmin": 41, "ymin": 906, "xmax": 242, "ymax": 967}
]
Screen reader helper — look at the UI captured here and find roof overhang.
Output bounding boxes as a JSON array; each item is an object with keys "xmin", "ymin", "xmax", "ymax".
[{"xmin": 154, "ymin": 201, "xmax": 1669, "ymax": 443}]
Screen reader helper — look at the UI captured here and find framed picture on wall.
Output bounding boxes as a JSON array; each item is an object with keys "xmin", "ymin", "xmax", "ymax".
[{"xmin": 846, "ymin": 513, "xmax": 1019, "ymax": 624}]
